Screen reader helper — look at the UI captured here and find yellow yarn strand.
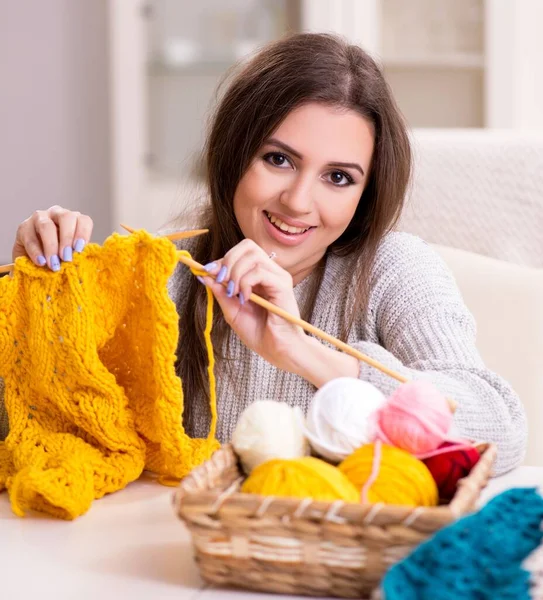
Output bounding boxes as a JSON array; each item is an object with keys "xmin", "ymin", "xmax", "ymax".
[
  {"xmin": 179, "ymin": 249, "xmax": 218, "ymax": 443},
  {"xmin": 203, "ymin": 270, "xmax": 218, "ymax": 440},
  {"xmin": 158, "ymin": 251, "xmax": 219, "ymax": 486},
  {"xmin": 241, "ymin": 457, "xmax": 360, "ymax": 503},
  {"xmin": 0, "ymin": 231, "xmax": 220, "ymax": 518},
  {"xmin": 339, "ymin": 443, "xmax": 439, "ymax": 507}
]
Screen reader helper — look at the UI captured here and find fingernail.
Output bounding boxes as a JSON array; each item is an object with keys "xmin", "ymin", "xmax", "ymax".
[
  {"xmin": 216, "ymin": 265, "xmax": 228, "ymax": 284},
  {"xmin": 226, "ymin": 280, "xmax": 235, "ymax": 298},
  {"xmin": 50, "ymin": 255, "xmax": 60, "ymax": 272},
  {"xmin": 204, "ymin": 262, "xmax": 217, "ymax": 272},
  {"xmin": 37, "ymin": 255, "xmax": 47, "ymax": 267},
  {"xmin": 196, "ymin": 276, "xmax": 206, "ymax": 285},
  {"xmin": 62, "ymin": 246, "xmax": 73, "ymax": 262},
  {"xmin": 74, "ymin": 239, "xmax": 85, "ymax": 253},
  {"xmin": 239, "ymin": 291, "xmax": 245, "ymax": 305}
]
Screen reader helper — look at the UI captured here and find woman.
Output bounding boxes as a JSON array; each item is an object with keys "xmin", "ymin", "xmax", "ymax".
[{"xmin": 4, "ymin": 33, "xmax": 526, "ymax": 474}]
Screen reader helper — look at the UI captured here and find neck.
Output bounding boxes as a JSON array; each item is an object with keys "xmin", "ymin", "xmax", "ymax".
[{"xmin": 289, "ymin": 250, "xmax": 327, "ymax": 286}]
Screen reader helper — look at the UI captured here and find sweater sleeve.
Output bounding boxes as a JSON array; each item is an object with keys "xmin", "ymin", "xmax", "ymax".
[{"xmin": 351, "ymin": 233, "xmax": 527, "ymax": 476}]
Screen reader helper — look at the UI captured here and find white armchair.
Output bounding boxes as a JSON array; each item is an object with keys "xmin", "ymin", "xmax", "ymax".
[
  {"xmin": 401, "ymin": 129, "xmax": 543, "ymax": 466},
  {"xmin": 402, "ymin": 129, "xmax": 543, "ymax": 268},
  {"xmin": 433, "ymin": 245, "xmax": 543, "ymax": 467}
]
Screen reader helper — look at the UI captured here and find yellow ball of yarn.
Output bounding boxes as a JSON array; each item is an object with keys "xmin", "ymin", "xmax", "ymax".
[
  {"xmin": 241, "ymin": 456, "xmax": 360, "ymax": 503},
  {"xmin": 339, "ymin": 443, "xmax": 439, "ymax": 507}
]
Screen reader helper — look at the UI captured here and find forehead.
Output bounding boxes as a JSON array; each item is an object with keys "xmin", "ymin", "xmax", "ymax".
[{"xmin": 270, "ymin": 102, "xmax": 374, "ymax": 166}]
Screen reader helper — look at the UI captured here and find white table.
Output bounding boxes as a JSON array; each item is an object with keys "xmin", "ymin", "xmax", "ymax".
[{"xmin": 2, "ymin": 467, "xmax": 542, "ymax": 600}]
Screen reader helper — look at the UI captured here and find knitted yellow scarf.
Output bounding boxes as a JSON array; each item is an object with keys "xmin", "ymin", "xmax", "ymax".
[{"xmin": 0, "ymin": 231, "xmax": 219, "ymax": 519}]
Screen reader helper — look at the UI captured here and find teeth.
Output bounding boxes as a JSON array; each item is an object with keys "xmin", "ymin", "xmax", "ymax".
[{"xmin": 266, "ymin": 212, "xmax": 310, "ymax": 234}]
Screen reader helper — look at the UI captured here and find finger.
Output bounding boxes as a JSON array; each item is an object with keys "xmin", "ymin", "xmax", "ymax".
[
  {"xmin": 204, "ymin": 260, "xmax": 230, "ymax": 285},
  {"xmin": 223, "ymin": 239, "xmax": 277, "ymax": 272},
  {"xmin": 227, "ymin": 252, "xmax": 272, "ymax": 297},
  {"xmin": 13, "ymin": 220, "xmax": 46, "ymax": 266},
  {"xmin": 197, "ymin": 275, "xmax": 244, "ymax": 325},
  {"xmin": 72, "ymin": 214, "xmax": 94, "ymax": 253},
  {"xmin": 218, "ymin": 241, "xmax": 282, "ymax": 293},
  {"xmin": 32, "ymin": 210, "xmax": 60, "ymax": 271},
  {"xmin": 238, "ymin": 264, "xmax": 293, "ymax": 307},
  {"xmin": 202, "ymin": 259, "xmax": 224, "ymax": 280},
  {"xmin": 51, "ymin": 209, "xmax": 79, "ymax": 262}
]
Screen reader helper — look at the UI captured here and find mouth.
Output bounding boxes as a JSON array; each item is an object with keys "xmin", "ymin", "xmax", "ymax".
[{"xmin": 264, "ymin": 211, "xmax": 315, "ymax": 235}]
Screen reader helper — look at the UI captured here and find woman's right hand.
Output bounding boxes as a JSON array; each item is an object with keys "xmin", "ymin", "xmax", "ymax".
[{"xmin": 12, "ymin": 205, "xmax": 94, "ymax": 271}]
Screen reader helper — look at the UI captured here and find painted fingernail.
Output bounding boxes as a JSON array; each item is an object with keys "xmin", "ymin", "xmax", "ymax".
[
  {"xmin": 226, "ymin": 280, "xmax": 235, "ymax": 298},
  {"xmin": 196, "ymin": 276, "xmax": 206, "ymax": 285},
  {"xmin": 50, "ymin": 255, "xmax": 60, "ymax": 272},
  {"xmin": 62, "ymin": 246, "xmax": 73, "ymax": 262},
  {"xmin": 239, "ymin": 291, "xmax": 245, "ymax": 305},
  {"xmin": 74, "ymin": 238, "xmax": 85, "ymax": 253},
  {"xmin": 216, "ymin": 265, "xmax": 228, "ymax": 284},
  {"xmin": 37, "ymin": 255, "xmax": 47, "ymax": 267},
  {"xmin": 204, "ymin": 262, "xmax": 217, "ymax": 272}
]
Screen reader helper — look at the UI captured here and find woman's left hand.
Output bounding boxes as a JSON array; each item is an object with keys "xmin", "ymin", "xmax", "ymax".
[{"xmin": 198, "ymin": 239, "xmax": 307, "ymax": 373}]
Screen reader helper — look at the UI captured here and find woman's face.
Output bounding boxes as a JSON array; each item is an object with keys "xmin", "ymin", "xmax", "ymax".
[{"xmin": 233, "ymin": 102, "xmax": 375, "ymax": 283}]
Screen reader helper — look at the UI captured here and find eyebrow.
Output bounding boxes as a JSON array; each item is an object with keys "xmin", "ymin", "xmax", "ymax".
[{"xmin": 265, "ymin": 137, "xmax": 365, "ymax": 177}]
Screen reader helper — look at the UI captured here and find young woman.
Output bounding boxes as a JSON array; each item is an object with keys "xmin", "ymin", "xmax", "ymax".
[{"xmin": 4, "ymin": 33, "xmax": 526, "ymax": 474}]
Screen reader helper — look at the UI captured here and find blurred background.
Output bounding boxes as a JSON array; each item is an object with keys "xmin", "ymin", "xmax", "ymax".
[{"xmin": 1, "ymin": 0, "xmax": 543, "ymax": 262}]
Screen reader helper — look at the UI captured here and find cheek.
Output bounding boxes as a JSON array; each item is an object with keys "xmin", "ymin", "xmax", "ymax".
[
  {"xmin": 234, "ymin": 167, "xmax": 264, "ymax": 215},
  {"xmin": 318, "ymin": 190, "xmax": 361, "ymax": 231}
]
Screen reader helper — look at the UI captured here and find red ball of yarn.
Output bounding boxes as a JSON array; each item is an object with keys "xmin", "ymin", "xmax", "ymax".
[{"xmin": 423, "ymin": 443, "xmax": 480, "ymax": 501}]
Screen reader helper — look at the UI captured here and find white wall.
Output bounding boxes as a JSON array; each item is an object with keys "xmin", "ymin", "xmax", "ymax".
[
  {"xmin": 0, "ymin": 1, "xmax": 111, "ymax": 263},
  {"xmin": 146, "ymin": 0, "xmax": 288, "ymax": 177}
]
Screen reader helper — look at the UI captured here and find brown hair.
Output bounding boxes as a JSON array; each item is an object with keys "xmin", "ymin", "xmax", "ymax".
[{"xmin": 176, "ymin": 32, "xmax": 411, "ymax": 434}]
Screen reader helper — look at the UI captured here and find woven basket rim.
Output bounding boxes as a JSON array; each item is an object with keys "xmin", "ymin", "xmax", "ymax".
[{"xmin": 174, "ymin": 442, "xmax": 496, "ymax": 529}]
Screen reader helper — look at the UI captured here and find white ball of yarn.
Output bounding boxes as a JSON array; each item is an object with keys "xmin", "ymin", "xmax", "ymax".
[
  {"xmin": 304, "ymin": 377, "xmax": 386, "ymax": 463},
  {"xmin": 231, "ymin": 400, "xmax": 309, "ymax": 474}
]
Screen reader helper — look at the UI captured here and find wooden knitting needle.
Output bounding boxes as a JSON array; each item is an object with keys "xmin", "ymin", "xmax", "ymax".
[
  {"xmin": 119, "ymin": 224, "xmax": 209, "ymax": 241},
  {"xmin": 175, "ymin": 250, "xmax": 457, "ymax": 413},
  {"xmin": 0, "ymin": 227, "xmax": 209, "ymax": 274}
]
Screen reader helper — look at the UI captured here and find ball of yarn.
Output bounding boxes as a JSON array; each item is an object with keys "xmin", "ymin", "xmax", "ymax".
[
  {"xmin": 339, "ymin": 442, "xmax": 439, "ymax": 507},
  {"xmin": 423, "ymin": 442, "xmax": 481, "ymax": 501},
  {"xmin": 241, "ymin": 456, "xmax": 360, "ymax": 503},
  {"xmin": 371, "ymin": 381, "xmax": 453, "ymax": 457},
  {"xmin": 232, "ymin": 400, "xmax": 309, "ymax": 474},
  {"xmin": 304, "ymin": 377, "xmax": 387, "ymax": 463}
]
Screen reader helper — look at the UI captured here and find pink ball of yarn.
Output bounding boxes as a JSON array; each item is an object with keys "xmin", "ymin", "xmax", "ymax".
[{"xmin": 371, "ymin": 381, "xmax": 453, "ymax": 456}]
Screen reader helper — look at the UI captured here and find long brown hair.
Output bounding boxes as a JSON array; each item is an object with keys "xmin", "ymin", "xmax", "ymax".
[{"xmin": 176, "ymin": 32, "xmax": 411, "ymax": 434}]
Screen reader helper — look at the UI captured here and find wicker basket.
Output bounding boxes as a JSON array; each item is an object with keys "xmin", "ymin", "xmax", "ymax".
[{"xmin": 173, "ymin": 442, "xmax": 496, "ymax": 598}]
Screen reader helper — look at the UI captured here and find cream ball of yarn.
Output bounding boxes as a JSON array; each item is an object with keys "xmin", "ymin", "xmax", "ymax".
[
  {"xmin": 304, "ymin": 377, "xmax": 386, "ymax": 463},
  {"xmin": 231, "ymin": 400, "xmax": 309, "ymax": 474}
]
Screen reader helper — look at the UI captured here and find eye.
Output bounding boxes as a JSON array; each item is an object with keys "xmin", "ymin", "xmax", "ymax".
[
  {"xmin": 326, "ymin": 170, "xmax": 355, "ymax": 187},
  {"xmin": 263, "ymin": 152, "xmax": 292, "ymax": 169}
]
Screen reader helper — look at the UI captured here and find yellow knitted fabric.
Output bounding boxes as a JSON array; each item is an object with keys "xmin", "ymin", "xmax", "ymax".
[{"xmin": 0, "ymin": 230, "xmax": 219, "ymax": 519}]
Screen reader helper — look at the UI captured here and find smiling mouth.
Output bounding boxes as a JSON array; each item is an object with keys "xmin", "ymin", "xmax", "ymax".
[{"xmin": 264, "ymin": 211, "xmax": 315, "ymax": 235}]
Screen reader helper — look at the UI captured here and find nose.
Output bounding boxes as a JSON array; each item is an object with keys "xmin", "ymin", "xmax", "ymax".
[{"xmin": 279, "ymin": 173, "xmax": 314, "ymax": 215}]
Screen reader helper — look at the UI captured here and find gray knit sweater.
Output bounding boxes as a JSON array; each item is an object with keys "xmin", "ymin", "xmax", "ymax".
[
  {"xmin": 0, "ymin": 232, "xmax": 527, "ymax": 475},
  {"xmin": 169, "ymin": 231, "xmax": 527, "ymax": 476}
]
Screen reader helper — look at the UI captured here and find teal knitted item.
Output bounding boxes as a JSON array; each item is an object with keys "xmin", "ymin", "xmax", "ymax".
[{"xmin": 381, "ymin": 488, "xmax": 543, "ymax": 600}]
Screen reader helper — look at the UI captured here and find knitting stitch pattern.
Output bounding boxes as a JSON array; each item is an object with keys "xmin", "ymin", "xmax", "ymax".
[
  {"xmin": 0, "ymin": 231, "xmax": 219, "ymax": 519},
  {"xmin": 379, "ymin": 487, "xmax": 543, "ymax": 600}
]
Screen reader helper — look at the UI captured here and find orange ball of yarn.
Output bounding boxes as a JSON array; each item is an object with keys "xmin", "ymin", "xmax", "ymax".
[{"xmin": 338, "ymin": 442, "xmax": 439, "ymax": 507}]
